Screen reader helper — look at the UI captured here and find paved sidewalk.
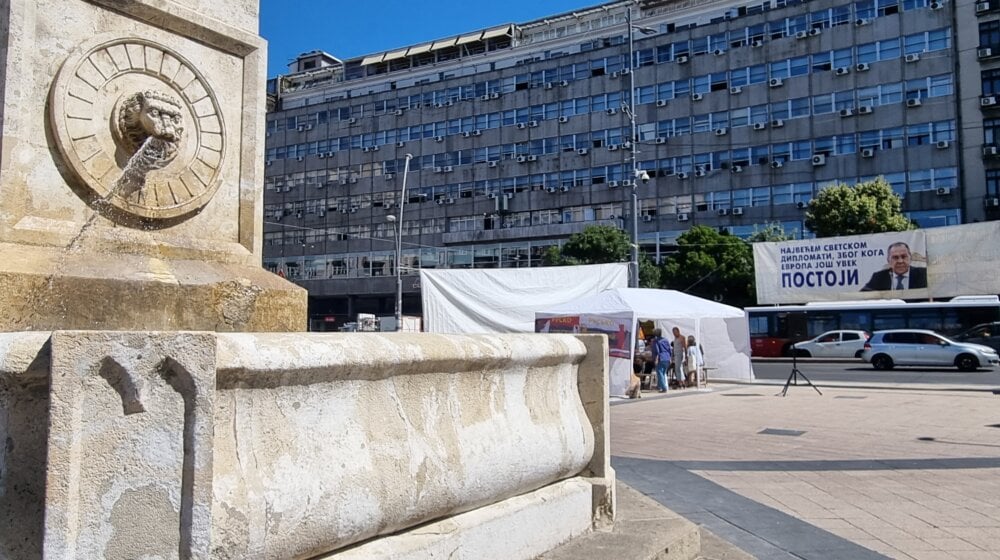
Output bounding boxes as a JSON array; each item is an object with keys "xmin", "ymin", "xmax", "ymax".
[{"xmin": 611, "ymin": 385, "xmax": 1000, "ymax": 559}]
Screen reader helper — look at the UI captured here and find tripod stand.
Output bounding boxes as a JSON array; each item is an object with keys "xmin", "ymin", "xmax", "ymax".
[{"xmin": 779, "ymin": 348, "xmax": 822, "ymax": 397}]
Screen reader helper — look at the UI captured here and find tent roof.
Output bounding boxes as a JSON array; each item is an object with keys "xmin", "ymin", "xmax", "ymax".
[{"xmin": 536, "ymin": 288, "xmax": 745, "ymax": 319}]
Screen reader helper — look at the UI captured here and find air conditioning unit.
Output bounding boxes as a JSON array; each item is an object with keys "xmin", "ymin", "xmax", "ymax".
[
  {"xmin": 558, "ymin": 116, "xmax": 569, "ymax": 123},
  {"xmin": 753, "ymin": 122, "xmax": 768, "ymax": 131},
  {"xmin": 608, "ymin": 144, "xmax": 620, "ymax": 151},
  {"xmin": 835, "ymin": 66, "xmax": 850, "ymax": 76},
  {"xmin": 810, "ymin": 28, "xmax": 822, "ymax": 36},
  {"xmin": 676, "ymin": 55, "xmax": 689, "ymax": 64},
  {"xmin": 516, "ymin": 122, "xmax": 527, "ymax": 129},
  {"xmin": 621, "ymin": 179, "xmax": 634, "ymax": 187},
  {"xmin": 445, "ymin": 198, "xmax": 456, "ymax": 204},
  {"xmin": 642, "ymin": 215, "xmax": 654, "ymax": 223},
  {"xmin": 318, "ymin": 153, "xmax": 326, "ymax": 159},
  {"xmin": 396, "ymin": 141, "xmax": 405, "ymax": 147},
  {"xmin": 795, "ymin": 30, "xmax": 809, "ymax": 39},
  {"xmin": 855, "ymin": 18, "xmax": 871, "ymax": 26},
  {"xmin": 488, "ymin": 193, "xmax": 498, "ymax": 199},
  {"xmin": 694, "ymin": 168, "xmax": 707, "ymax": 177},
  {"xmin": 348, "ymin": 177, "xmax": 357, "ymax": 184},
  {"xmin": 732, "ymin": 207, "xmax": 744, "ymax": 216},
  {"xmin": 676, "ymin": 172, "xmax": 689, "ymax": 179},
  {"xmin": 811, "ymin": 154, "xmax": 827, "ymax": 166},
  {"xmin": 472, "ymin": 129, "xmax": 482, "ymax": 136},
  {"xmin": 840, "ymin": 108, "xmax": 855, "ymax": 117},
  {"xmin": 545, "ymin": 186, "xmax": 557, "ymax": 193},
  {"xmin": 480, "ymin": 94, "xmax": 491, "ymax": 101},
  {"xmin": 770, "ymin": 160, "xmax": 784, "ymax": 169},
  {"xmin": 296, "ymin": 156, "xmax": 304, "ymax": 162},
  {"xmin": 905, "ymin": 53, "xmax": 921, "ymax": 63},
  {"xmin": 936, "ymin": 187, "xmax": 952, "ymax": 196},
  {"xmin": 526, "ymin": 155, "xmax": 538, "ymax": 162},
  {"xmin": 621, "ymin": 68, "xmax": 631, "ymax": 75},
  {"xmin": 977, "ymin": 0, "xmax": 992, "ymax": 13},
  {"xmin": 577, "ymin": 148, "xmax": 589, "ymax": 155},
  {"xmin": 906, "ymin": 98, "xmax": 922, "ymax": 108},
  {"xmin": 436, "ymin": 198, "xmax": 446, "ymax": 205},
  {"xmin": 435, "ymin": 136, "xmax": 444, "ymax": 142},
  {"xmin": 606, "ymin": 108, "xmax": 618, "ymax": 115},
  {"xmin": 691, "ymin": 93, "xmax": 704, "ymax": 101},
  {"xmin": 713, "ymin": 48, "xmax": 726, "ymax": 56},
  {"xmin": 434, "ymin": 102, "xmax": 444, "ymax": 108},
  {"xmin": 544, "ymin": 82, "xmax": 554, "ymax": 89},
  {"xmin": 654, "ymin": 137, "xmax": 667, "ymax": 144},
  {"xmin": 362, "ymin": 146, "xmax": 371, "ymax": 152},
  {"xmin": 796, "ymin": 201, "xmax": 808, "ymax": 209},
  {"xmin": 326, "ymin": 152, "xmax": 334, "ymax": 158},
  {"xmin": 656, "ymin": 99, "xmax": 668, "ymax": 107},
  {"xmin": 296, "ymin": 125, "xmax": 305, "ymax": 132},
  {"xmin": 980, "ymin": 47, "xmax": 995, "ymax": 59},
  {"xmin": 608, "ymin": 180, "xmax": 620, "ymax": 188},
  {"xmin": 516, "ymin": 155, "xmax": 527, "ymax": 163},
  {"xmin": 731, "ymin": 165, "xmax": 744, "ymax": 173},
  {"xmin": 677, "ymin": 213, "xmax": 690, "ymax": 222},
  {"xmin": 560, "ymin": 186, "xmax": 570, "ymax": 192},
  {"xmin": 986, "ymin": 197, "xmax": 1000, "ymax": 208},
  {"xmin": 714, "ymin": 127, "xmax": 728, "ymax": 136},
  {"xmin": 560, "ymin": 80, "xmax": 569, "ymax": 86},
  {"xmin": 463, "ymin": 131, "xmax": 472, "ymax": 137},
  {"xmin": 929, "ymin": 1, "xmax": 943, "ymax": 9},
  {"xmin": 348, "ymin": 117, "xmax": 357, "ymax": 124},
  {"xmin": 936, "ymin": 140, "xmax": 950, "ymax": 149},
  {"xmin": 984, "ymin": 145, "xmax": 999, "ymax": 156},
  {"xmin": 385, "ymin": 173, "xmax": 394, "ymax": 180},
  {"xmin": 730, "ymin": 86, "xmax": 743, "ymax": 94},
  {"xmin": 982, "ymin": 96, "xmax": 998, "ymax": 107},
  {"xmin": 444, "ymin": 165, "xmax": 453, "ymax": 172},
  {"xmin": 610, "ymin": 71, "xmax": 620, "ymax": 79},
  {"xmin": 488, "ymin": 161, "xmax": 498, "ymax": 167},
  {"xmin": 394, "ymin": 109, "xmax": 404, "ymax": 116},
  {"xmin": 856, "ymin": 62, "xmax": 871, "ymax": 72},
  {"xmin": 769, "ymin": 78, "xmax": 784, "ymax": 88},
  {"xmin": 490, "ymin": 92, "xmax": 500, "ymax": 99},
  {"xmin": 528, "ymin": 120, "xmax": 539, "ymax": 127},
  {"xmin": 751, "ymin": 39, "xmax": 764, "ymax": 47},
  {"xmin": 857, "ymin": 105, "xmax": 873, "ymax": 114},
  {"xmin": 717, "ymin": 208, "xmax": 730, "ymax": 216},
  {"xmin": 434, "ymin": 166, "xmax": 444, "ymax": 173},
  {"xmin": 861, "ymin": 147, "xmax": 876, "ymax": 158}
]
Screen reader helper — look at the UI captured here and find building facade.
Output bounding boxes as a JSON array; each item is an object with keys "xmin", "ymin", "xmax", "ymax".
[{"xmin": 264, "ymin": 0, "xmax": 997, "ymax": 330}]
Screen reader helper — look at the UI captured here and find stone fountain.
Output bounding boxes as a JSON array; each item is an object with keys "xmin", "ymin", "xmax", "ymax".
[{"xmin": 0, "ymin": 2, "xmax": 615, "ymax": 559}]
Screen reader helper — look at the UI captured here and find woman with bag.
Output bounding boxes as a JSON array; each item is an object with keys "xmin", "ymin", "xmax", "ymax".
[{"xmin": 685, "ymin": 335, "xmax": 705, "ymax": 388}]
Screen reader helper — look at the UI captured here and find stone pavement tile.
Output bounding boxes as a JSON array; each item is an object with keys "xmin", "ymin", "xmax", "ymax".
[
  {"xmin": 923, "ymin": 537, "xmax": 986, "ymax": 552},
  {"xmin": 852, "ymin": 538, "xmax": 914, "ymax": 559},
  {"xmin": 909, "ymin": 550, "xmax": 979, "ymax": 560},
  {"xmin": 946, "ymin": 551, "xmax": 1000, "ymax": 560}
]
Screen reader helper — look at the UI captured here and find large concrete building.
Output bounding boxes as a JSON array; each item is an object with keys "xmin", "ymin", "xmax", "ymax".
[{"xmin": 264, "ymin": 0, "xmax": 997, "ymax": 330}]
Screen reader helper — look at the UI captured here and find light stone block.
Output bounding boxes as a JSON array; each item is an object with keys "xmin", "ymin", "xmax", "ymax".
[{"xmin": 0, "ymin": 0, "xmax": 306, "ymax": 331}]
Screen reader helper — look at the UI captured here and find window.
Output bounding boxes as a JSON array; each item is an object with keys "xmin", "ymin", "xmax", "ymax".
[{"xmin": 981, "ymin": 20, "xmax": 1000, "ymax": 49}]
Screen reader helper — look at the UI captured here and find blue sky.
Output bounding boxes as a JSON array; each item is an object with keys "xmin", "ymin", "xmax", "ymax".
[{"xmin": 259, "ymin": 0, "xmax": 603, "ymax": 78}]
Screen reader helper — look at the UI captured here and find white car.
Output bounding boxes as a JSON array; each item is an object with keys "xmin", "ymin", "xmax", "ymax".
[
  {"xmin": 791, "ymin": 330, "xmax": 871, "ymax": 358},
  {"xmin": 861, "ymin": 329, "xmax": 1000, "ymax": 371}
]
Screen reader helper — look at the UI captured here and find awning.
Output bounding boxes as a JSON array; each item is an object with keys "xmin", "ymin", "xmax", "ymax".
[
  {"xmin": 407, "ymin": 43, "xmax": 433, "ymax": 56},
  {"xmin": 360, "ymin": 53, "xmax": 385, "ymax": 66},
  {"xmin": 455, "ymin": 31, "xmax": 483, "ymax": 45},
  {"xmin": 431, "ymin": 38, "xmax": 457, "ymax": 49},
  {"xmin": 383, "ymin": 48, "xmax": 409, "ymax": 62},
  {"xmin": 481, "ymin": 25, "xmax": 513, "ymax": 40}
]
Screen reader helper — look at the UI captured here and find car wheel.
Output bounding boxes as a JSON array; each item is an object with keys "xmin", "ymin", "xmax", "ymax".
[
  {"xmin": 871, "ymin": 354, "xmax": 893, "ymax": 370},
  {"xmin": 956, "ymin": 354, "xmax": 979, "ymax": 372}
]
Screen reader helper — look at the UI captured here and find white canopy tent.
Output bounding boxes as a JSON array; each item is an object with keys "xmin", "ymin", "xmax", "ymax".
[
  {"xmin": 421, "ymin": 263, "xmax": 627, "ymax": 334},
  {"xmin": 535, "ymin": 288, "xmax": 754, "ymax": 396}
]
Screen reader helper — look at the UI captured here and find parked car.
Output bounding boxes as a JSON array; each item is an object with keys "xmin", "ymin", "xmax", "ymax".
[
  {"xmin": 791, "ymin": 330, "xmax": 871, "ymax": 358},
  {"xmin": 861, "ymin": 329, "xmax": 1000, "ymax": 371},
  {"xmin": 950, "ymin": 322, "xmax": 1000, "ymax": 354}
]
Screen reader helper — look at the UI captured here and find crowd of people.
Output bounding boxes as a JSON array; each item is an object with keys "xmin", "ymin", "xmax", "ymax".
[{"xmin": 628, "ymin": 326, "xmax": 704, "ymax": 399}]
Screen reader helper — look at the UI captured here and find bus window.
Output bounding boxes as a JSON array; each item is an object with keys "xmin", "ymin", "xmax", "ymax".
[
  {"xmin": 909, "ymin": 310, "xmax": 942, "ymax": 331},
  {"xmin": 873, "ymin": 312, "xmax": 905, "ymax": 331},
  {"xmin": 840, "ymin": 311, "xmax": 871, "ymax": 331},
  {"xmin": 807, "ymin": 313, "xmax": 837, "ymax": 337},
  {"xmin": 749, "ymin": 315, "xmax": 770, "ymax": 336}
]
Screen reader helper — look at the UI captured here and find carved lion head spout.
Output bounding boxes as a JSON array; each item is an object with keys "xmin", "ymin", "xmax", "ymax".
[{"xmin": 117, "ymin": 90, "xmax": 185, "ymax": 162}]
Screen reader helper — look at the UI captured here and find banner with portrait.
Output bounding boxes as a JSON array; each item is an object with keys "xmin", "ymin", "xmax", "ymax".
[{"xmin": 754, "ymin": 231, "xmax": 928, "ymax": 304}]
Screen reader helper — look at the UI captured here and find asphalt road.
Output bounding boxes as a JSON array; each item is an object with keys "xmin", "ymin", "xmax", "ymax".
[{"xmin": 751, "ymin": 359, "xmax": 1000, "ymax": 387}]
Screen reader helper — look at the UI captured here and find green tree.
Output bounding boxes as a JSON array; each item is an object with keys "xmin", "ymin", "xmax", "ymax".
[
  {"xmin": 660, "ymin": 226, "xmax": 754, "ymax": 307},
  {"xmin": 543, "ymin": 225, "xmax": 661, "ymax": 287},
  {"xmin": 804, "ymin": 177, "xmax": 914, "ymax": 238},
  {"xmin": 747, "ymin": 222, "xmax": 794, "ymax": 243}
]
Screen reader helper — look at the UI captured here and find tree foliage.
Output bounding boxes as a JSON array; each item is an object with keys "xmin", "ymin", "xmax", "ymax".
[
  {"xmin": 804, "ymin": 177, "xmax": 914, "ymax": 238},
  {"xmin": 543, "ymin": 225, "xmax": 661, "ymax": 288},
  {"xmin": 660, "ymin": 226, "xmax": 755, "ymax": 307},
  {"xmin": 747, "ymin": 222, "xmax": 794, "ymax": 243}
]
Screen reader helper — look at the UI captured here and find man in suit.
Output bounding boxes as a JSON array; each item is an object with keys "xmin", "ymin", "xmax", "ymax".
[{"xmin": 861, "ymin": 241, "xmax": 928, "ymax": 291}]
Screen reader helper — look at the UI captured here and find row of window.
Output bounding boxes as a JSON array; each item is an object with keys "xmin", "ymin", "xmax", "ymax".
[{"xmin": 270, "ymin": 24, "xmax": 950, "ymax": 132}]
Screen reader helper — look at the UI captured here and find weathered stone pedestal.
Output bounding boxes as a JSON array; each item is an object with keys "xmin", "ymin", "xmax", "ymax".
[{"xmin": 0, "ymin": 332, "xmax": 613, "ymax": 559}]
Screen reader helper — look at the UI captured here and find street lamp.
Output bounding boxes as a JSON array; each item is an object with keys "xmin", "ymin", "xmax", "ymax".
[
  {"xmin": 388, "ymin": 153, "xmax": 413, "ymax": 331},
  {"xmin": 624, "ymin": 5, "xmax": 656, "ymax": 288}
]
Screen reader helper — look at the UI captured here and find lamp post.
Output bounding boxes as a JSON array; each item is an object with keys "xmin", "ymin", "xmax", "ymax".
[
  {"xmin": 625, "ymin": 5, "xmax": 656, "ymax": 288},
  {"xmin": 391, "ymin": 153, "xmax": 413, "ymax": 331}
]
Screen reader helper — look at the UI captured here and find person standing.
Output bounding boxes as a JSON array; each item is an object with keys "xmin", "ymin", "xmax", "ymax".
[
  {"xmin": 651, "ymin": 328, "xmax": 672, "ymax": 393},
  {"xmin": 671, "ymin": 327, "xmax": 688, "ymax": 389},
  {"xmin": 685, "ymin": 335, "xmax": 705, "ymax": 388}
]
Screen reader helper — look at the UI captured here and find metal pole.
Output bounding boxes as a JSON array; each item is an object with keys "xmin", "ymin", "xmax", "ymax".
[
  {"xmin": 396, "ymin": 153, "xmax": 413, "ymax": 331},
  {"xmin": 627, "ymin": 6, "xmax": 640, "ymax": 288}
]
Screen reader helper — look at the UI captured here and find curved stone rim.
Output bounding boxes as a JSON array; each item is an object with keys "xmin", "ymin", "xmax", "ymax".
[{"xmin": 50, "ymin": 34, "xmax": 227, "ymax": 222}]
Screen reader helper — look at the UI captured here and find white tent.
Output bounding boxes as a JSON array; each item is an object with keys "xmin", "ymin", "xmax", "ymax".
[
  {"xmin": 421, "ymin": 263, "xmax": 628, "ymax": 334},
  {"xmin": 535, "ymin": 288, "xmax": 754, "ymax": 396}
]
